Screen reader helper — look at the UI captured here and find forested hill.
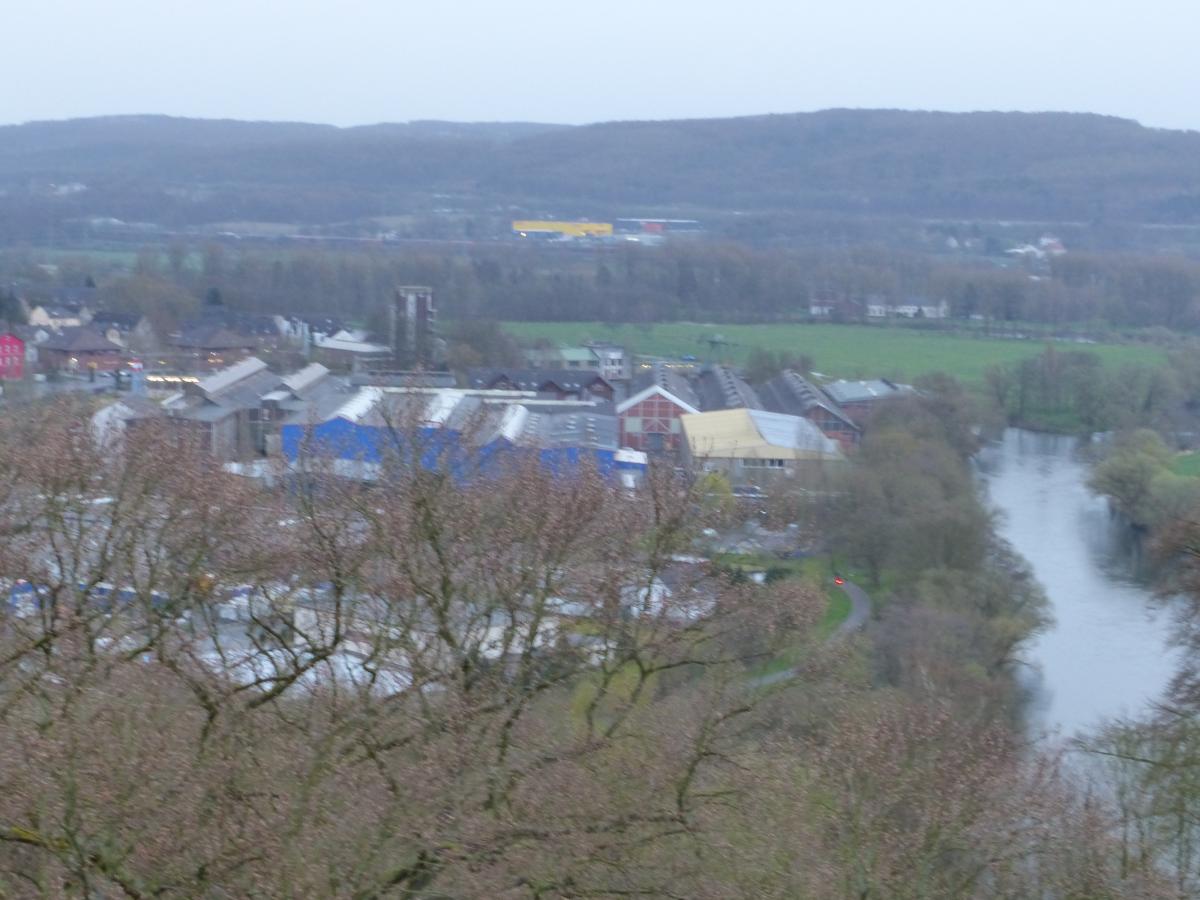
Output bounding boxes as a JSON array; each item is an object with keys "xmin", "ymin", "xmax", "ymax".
[{"xmin": 4, "ymin": 109, "xmax": 1200, "ymax": 231}]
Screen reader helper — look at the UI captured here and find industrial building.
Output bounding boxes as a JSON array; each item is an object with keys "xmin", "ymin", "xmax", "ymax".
[
  {"xmin": 280, "ymin": 386, "xmax": 646, "ymax": 486},
  {"xmin": 390, "ymin": 286, "xmax": 439, "ymax": 368},
  {"xmin": 680, "ymin": 407, "xmax": 842, "ymax": 485},
  {"xmin": 511, "ymin": 220, "xmax": 613, "ymax": 239}
]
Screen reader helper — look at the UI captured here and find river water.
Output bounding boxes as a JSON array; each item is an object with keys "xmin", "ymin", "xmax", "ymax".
[{"xmin": 977, "ymin": 428, "xmax": 1180, "ymax": 739}]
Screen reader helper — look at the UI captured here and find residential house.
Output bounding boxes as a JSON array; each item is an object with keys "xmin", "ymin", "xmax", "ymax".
[
  {"xmin": 11, "ymin": 325, "xmax": 50, "ymax": 367},
  {"xmin": 680, "ymin": 407, "xmax": 842, "ymax": 486},
  {"xmin": 525, "ymin": 342, "xmax": 630, "ymax": 382},
  {"xmin": 38, "ymin": 327, "xmax": 124, "ymax": 373},
  {"xmin": 27, "ymin": 302, "xmax": 91, "ymax": 330},
  {"xmin": 172, "ymin": 323, "xmax": 257, "ymax": 369},
  {"xmin": 222, "ymin": 313, "xmax": 293, "ymax": 350},
  {"xmin": 89, "ymin": 311, "xmax": 155, "ymax": 349},
  {"xmin": 757, "ymin": 370, "xmax": 861, "ymax": 451},
  {"xmin": 52, "ymin": 285, "xmax": 98, "ymax": 310},
  {"xmin": 0, "ymin": 333, "xmax": 24, "ymax": 380},
  {"xmin": 525, "ymin": 345, "xmax": 596, "ymax": 371},
  {"xmin": 616, "ymin": 363, "xmax": 700, "ymax": 455},
  {"xmin": 893, "ymin": 299, "xmax": 949, "ymax": 319},
  {"xmin": 586, "ymin": 342, "xmax": 630, "ymax": 382},
  {"xmin": 866, "ymin": 298, "xmax": 949, "ymax": 319}
]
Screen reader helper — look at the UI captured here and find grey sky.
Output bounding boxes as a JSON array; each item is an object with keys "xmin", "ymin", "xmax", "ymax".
[{"xmin": 3, "ymin": 0, "xmax": 1196, "ymax": 131}]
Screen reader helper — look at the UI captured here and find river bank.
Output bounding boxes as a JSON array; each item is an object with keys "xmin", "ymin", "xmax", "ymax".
[{"xmin": 977, "ymin": 428, "xmax": 1179, "ymax": 738}]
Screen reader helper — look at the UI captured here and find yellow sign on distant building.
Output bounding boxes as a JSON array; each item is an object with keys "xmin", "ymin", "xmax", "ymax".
[{"xmin": 512, "ymin": 220, "xmax": 613, "ymax": 238}]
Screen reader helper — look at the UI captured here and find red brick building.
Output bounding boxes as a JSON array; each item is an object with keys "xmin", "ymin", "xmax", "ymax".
[
  {"xmin": 617, "ymin": 383, "xmax": 700, "ymax": 455},
  {"xmin": 757, "ymin": 370, "xmax": 862, "ymax": 453},
  {"xmin": 0, "ymin": 333, "xmax": 24, "ymax": 380}
]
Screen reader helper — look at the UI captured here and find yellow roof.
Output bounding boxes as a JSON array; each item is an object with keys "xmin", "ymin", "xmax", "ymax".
[{"xmin": 681, "ymin": 408, "xmax": 842, "ymax": 461}]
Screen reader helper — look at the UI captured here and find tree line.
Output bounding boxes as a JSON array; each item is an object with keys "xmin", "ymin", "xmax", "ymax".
[
  {"xmin": 6, "ymin": 110, "xmax": 1200, "ymax": 238},
  {"xmin": 985, "ymin": 345, "xmax": 1200, "ymax": 434},
  {"xmin": 13, "ymin": 240, "xmax": 1200, "ymax": 337}
]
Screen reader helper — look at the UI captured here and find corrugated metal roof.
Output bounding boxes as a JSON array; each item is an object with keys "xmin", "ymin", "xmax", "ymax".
[
  {"xmin": 747, "ymin": 409, "xmax": 840, "ymax": 454},
  {"xmin": 332, "ymin": 387, "xmax": 383, "ymax": 423},
  {"xmin": 693, "ymin": 365, "xmax": 761, "ymax": 412},
  {"xmin": 282, "ymin": 363, "xmax": 329, "ymax": 395},
  {"xmin": 758, "ymin": 371, "xmax": 859, "ymax": 431},
  {"xmin": 822, "ymin": 379, "xmax": 905, "ymax": 405},
  {"xmin": 314, "ymin": 335, "xmax": 389, "ymax": 354},
  {"xmin": 681, "ymin": 408, "xmax": 842, "ymax": 460},
  {"xmin": 198, "ymin": 357, "xmax": 268, "ymax": 397},
  {"xmin": 467, "ymin": 368, "xmax": 611, "ymax": 393}
]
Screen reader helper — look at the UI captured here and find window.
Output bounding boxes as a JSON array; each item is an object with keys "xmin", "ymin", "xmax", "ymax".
[{"xmin": 740, "ymin": 458, "xmax": 786, "ymax": 469}]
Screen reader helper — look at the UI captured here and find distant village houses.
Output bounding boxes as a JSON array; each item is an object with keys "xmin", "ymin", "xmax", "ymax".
[{"xmin": 38, "ymin": 327, "xmax": 123, "ymax": 373}]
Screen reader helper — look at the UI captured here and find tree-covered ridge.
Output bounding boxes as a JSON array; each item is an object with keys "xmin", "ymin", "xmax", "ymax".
[{"xmin": 4, "ymin": 110, "xmax": 1200, "ymax": 232}]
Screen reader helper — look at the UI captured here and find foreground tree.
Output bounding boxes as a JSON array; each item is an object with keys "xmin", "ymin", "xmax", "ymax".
[
  {"xmin": 0, "ymin": 403, "xmax": 819, "ymax": 896},
  {"xmin": 0, "ymin": 400, "xmax": 1168, "ymax": 897}
]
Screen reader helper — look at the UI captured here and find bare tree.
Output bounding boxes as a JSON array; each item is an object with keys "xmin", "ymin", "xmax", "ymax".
[{"xmin": 0, "ymin": 401, "xmax": 817, "ymax": 897}]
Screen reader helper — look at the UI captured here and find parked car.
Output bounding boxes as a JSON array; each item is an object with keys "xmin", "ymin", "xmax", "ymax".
[{"xmin": 731, "ymin": 484, "xmax": 767, "ymax": 503}]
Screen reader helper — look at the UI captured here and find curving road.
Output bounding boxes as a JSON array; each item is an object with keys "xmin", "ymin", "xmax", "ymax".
[
  {"xmin": 753, "ymin": 579, "xmax": 871, "ymax": 687},
  {"xmin": 831, "ymin": 579, "xmax": 871, "ymax": 641}
]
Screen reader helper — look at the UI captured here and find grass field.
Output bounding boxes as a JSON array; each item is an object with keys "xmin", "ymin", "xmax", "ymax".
[
  {"xmin": 1172, "ymin": 452, "xmax": 1200, "ymax": 477},
  {"xmin": 503, "ymin": 321, "xmax": 1167, "ymax": 387},
  {"xmin": 14, "ymin": 247, "xmax": 142, "ymax": 267}
]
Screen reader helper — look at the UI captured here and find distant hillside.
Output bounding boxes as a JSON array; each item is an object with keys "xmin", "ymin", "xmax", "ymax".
[{"xmin": 3, "ymin": 110, "xmax": 1200, "ymax": 238}]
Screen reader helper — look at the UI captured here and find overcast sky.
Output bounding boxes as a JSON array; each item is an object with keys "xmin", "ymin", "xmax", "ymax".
[{"xmin": 3, "ymin": 0, "xmax": 1196, "ymax": 131}]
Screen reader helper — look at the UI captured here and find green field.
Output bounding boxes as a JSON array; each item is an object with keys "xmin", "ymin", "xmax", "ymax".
[
  {"xmin": 503, "ymin": 321, "xmax": 1167, "ymax": 386},
  {"xmin": 1172, "ymin": 452, "xmax": 1200, "ymax": 478},
  {"xmin": 12, "ymin": 247, "xmax": 141, "ymax": 267}
]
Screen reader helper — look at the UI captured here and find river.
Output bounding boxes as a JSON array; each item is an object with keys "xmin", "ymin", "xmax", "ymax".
[{"xmin": 977, "ymin": 428, "xmax": 1180, "ymax": 739}]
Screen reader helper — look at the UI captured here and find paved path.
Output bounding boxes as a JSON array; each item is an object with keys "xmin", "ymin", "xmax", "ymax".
[
  {"xmin": 752, "ymin": 580, "xmax": 871, "ymax": 687},
  {"xmin": 831, "ymin": 580, "xmax": 871, "ymax": 641}
]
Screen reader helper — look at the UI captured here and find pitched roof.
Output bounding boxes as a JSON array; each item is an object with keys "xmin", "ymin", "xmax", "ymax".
[
  {"xmin": 174, "ymin": 324, "xmax": 257, "ymax": 350},
  {"xmin": 467, "ymin": 368, "xmax": 612, "ymax": 393},
  {"xmin": 693, "ymin": 364, "xmax": 761, "ymax": 412},
  {"xmin": 10, "ymin": 325, "xmax": 47, "ymax": 342},
  {"xmin": 197, "ymin": 357, "xmax": 270, "ymax": 398},
  {"xmin": 89, "ymin": 310, "xmax": 143, "ymax": 331},
  {"xmin": 40, "ymin": 327, "xmax": 122, "ymax": 353},
  {"xmin": 681, "ymin": 408, "xmax": 841, "ymax": 460},
  {"xmin": 313, "ymin": 333, "xmax": 389, "ymax": 354},
  {"xmin": 517, "ymin": 409, "xmax": 619, "ymax": 450},
  {"xmin": 628, "ymin": 362, "xmax": 700, "ymax": 410},
  {"xmin": 52, "ymin": 286, "xmax": 97, "ymax": 307},
  {"xmin": 281, "ymin": 363, "xmax": 330, "ymax": 396},
  {"xmin": 821, "ymin": 379, "xmax": 910, "ymax": 405},
  {"xmin": 617, "ymin": 382, "xmax": 700, "ymax": 416},
  {"xmin": 757, "ymin": 370, "xmax": 859, "ymax": 431}
]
